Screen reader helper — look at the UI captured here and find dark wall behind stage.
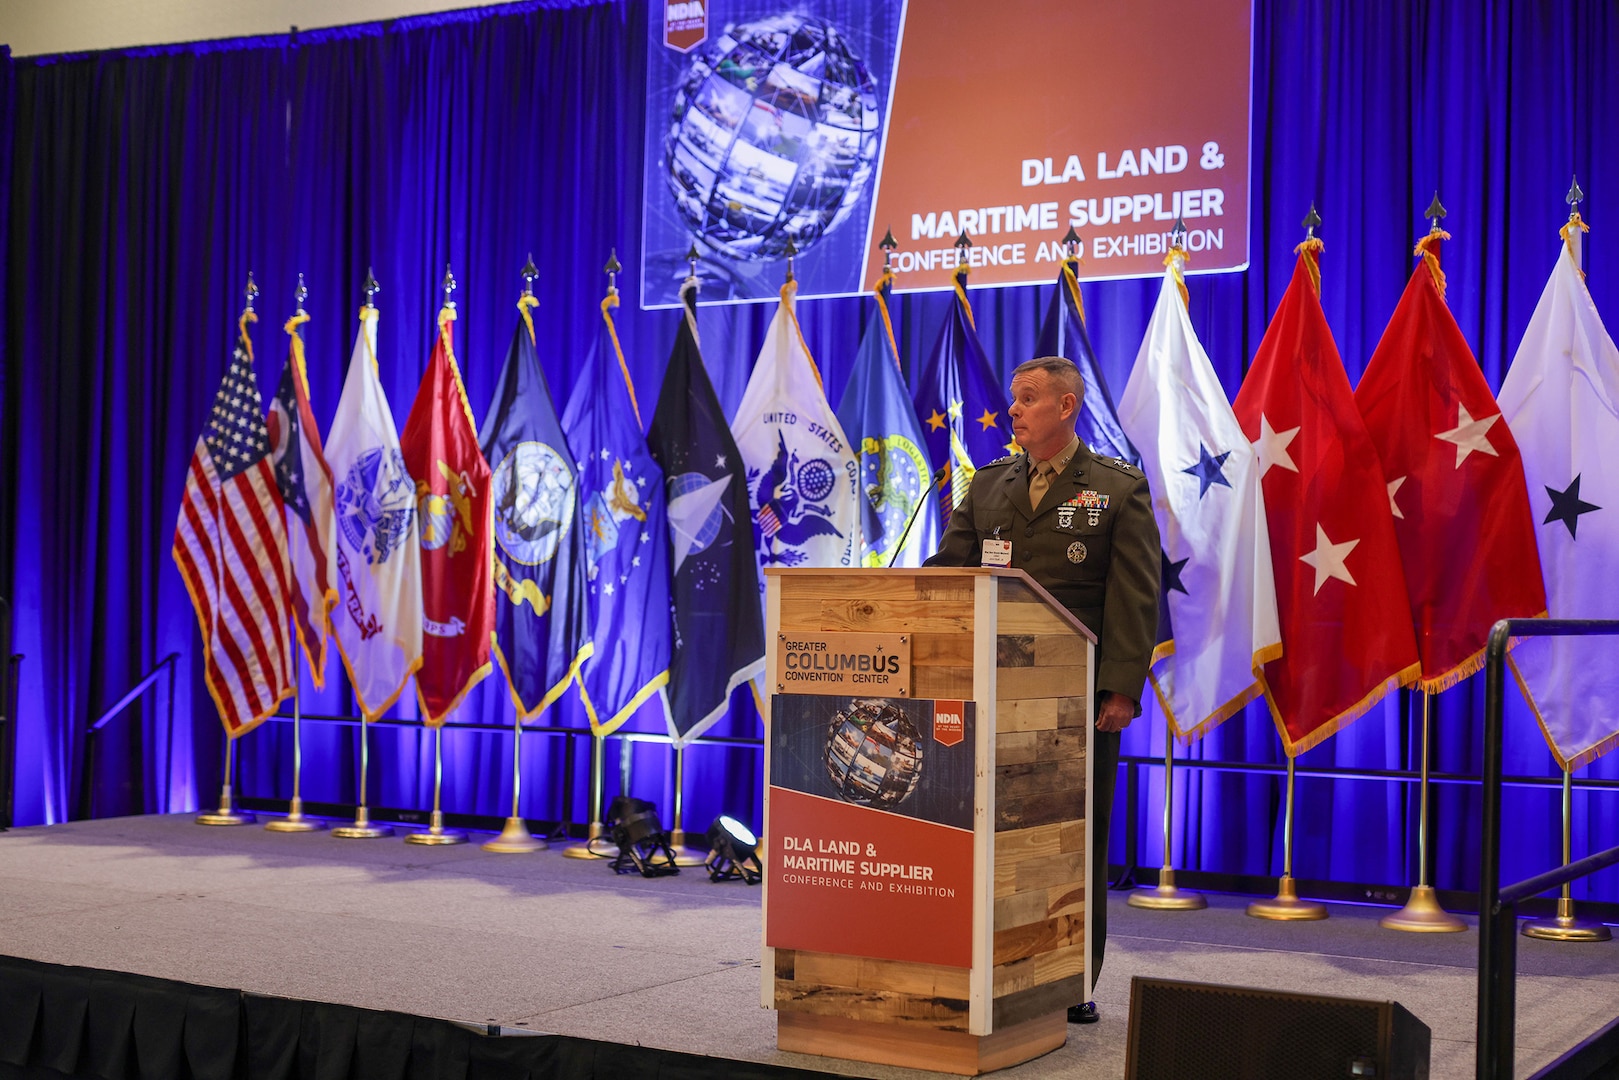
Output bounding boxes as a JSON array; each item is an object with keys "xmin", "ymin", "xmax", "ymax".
[{"xmin": 2, "ymin": 0, "xmax": 1617, "ymax": 901}]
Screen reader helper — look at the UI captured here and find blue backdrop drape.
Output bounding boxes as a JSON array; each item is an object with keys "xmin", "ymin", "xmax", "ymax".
[{"xmin": 2, "ymin": 0, "xmax": 1615, "ymax": 901}]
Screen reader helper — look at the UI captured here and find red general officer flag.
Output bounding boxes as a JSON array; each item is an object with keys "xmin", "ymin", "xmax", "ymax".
[
  {"xmin": 401, "ymin": 302, "xmax": 494, "ymax": 724},
  {"xmin": 1355, "ymin": 229, "xmax": 1546, "ymax": 690},
  {"xmin": 1232, "ymin": 242, "xmax": 1420, "ymax": 755}
]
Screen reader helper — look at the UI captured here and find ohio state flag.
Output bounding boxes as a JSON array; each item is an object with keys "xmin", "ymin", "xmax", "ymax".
[
  {"xmin": 400, "ymin": 305, "xmax": 494, "ymax": 724},
  {"xmin": 1355, "ymin": 231, "xmax": 1546, "ymax": 691},
  {"xmin": 1232, "ymin": 244, "xmax": 1420, "ymax": 755}
]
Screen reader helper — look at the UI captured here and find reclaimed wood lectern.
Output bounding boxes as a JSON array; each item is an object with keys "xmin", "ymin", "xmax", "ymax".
[{"xmin": 761, "ymin": 567, "xmax": 1095, "ymax": 1076}]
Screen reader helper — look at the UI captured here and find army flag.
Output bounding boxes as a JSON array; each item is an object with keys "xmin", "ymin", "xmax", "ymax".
[
  {"xmin": 913, "ymin": 264, "xmax": 1016, "ymax": 527},
  {"xmin": 732, "ymin": 281, "xmax": 859, "ymax": 573},
  {"xmin": 327, "ymin": 304, "xmax": 424, "ymax": 721},
  {"xmin": 1231, "ymin": 244, "xmax": 1420, "ymax": 755},
  {"xmin": 1497, "ymin": 230, "xmax": 1619, "ymax": 769},
  {"xmin": 1037, "ymin": 255, "xmax": 1140, "ymax": 465},
  {"xmin": 561, "ymin": 292, "xmax": 673, "ymax": 737},
  {"xmin": 1119, "ymin": 253, "xmax": 1280, "ymax": 741},
  {"xmin": 481, "ymin": 299, "xmax": 593, "ymax": 720},
  {"xmin": 836, "ymin": 274, "xmax": 938, "ymax": 567},
  {"xmin": 1355, "ymin": 230, "xmax": 1546, "ymax": 693},
  {"xmin": 172, "ymin": 316, "xmax": 294, "ymax": 736},
  {"xmin": 267, "ymin": 309, "xmax": 338, "ymax": 686},
  {"xmin": 400, "ymin": 304, "xmax": 494, "ymax": 724},
  {"xmin": 646, "ymin": 283, "xmax": 766, "ymax": 744}
]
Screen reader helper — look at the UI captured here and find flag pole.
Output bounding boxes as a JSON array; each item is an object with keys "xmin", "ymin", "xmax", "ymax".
[
  {"xmin": 486, "ymin": 699, "xmax": 546, "ymax": 852},
  {"xmin": 1522, "ymin": 766, "xmax": 1610, "ymax": 940},
  {"xmin": 560, "ymin": 730, "xmax": 609, "ymax": 858},
  {"xmin": 666, "ymin": 742, "xmax": 706, "ymax": 866},
  {"xmin": 265, "ymin": 648, "xmax": 322, "ymax": 831},
  {"xmin": 1381, "ymin": 689, "xmax": 1463, "ymax": 930},
  {"xmin": 1246, "ymin": 753, "xmax": 1326, "ymax": 919},
  {"xmin": 1128, "ymin": 717, "xmax": 1205, "ymax": 910},
  {"xmin": 405, "ymin": 725, "xmax": 466, "ymax": 845}
]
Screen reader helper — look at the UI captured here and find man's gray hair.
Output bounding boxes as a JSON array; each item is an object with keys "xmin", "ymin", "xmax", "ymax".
[{"xmin": 1011, "ymin": 356, "xmax": 1085, "ymax": 402}]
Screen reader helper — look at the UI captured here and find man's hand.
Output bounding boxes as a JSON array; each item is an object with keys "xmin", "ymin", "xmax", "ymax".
[{"xmin": 1095, "ymin": 691, "xmax": 1135, "ymax": 733}]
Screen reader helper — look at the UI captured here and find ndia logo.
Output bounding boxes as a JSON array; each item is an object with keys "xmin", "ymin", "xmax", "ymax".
[{"xmin": 664, "ymin": 0, "xmax": 707, "ymax": 53}]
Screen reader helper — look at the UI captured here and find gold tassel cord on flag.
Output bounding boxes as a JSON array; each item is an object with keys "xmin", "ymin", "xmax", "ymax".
[
  {"xmin": 518, "ymin": 293, "xmax": 538, "ymax": 347},
  {"xmin": 357, "ymin": 304, "xmax": 381, "ymax": 376},
  {"xmin": 1293, "ymin": 237, "xmax": 1325, "ymax": 296},
  {"xmin": 779, "ymin": 280, "xmax": 827, "ymax": 393},
  {"xmin": 279, "ymin": 309, "xmax": 335, "ymax": 690},
  {"xmin": 238, "ymin": 310, "xmax": 258, "ymax": 363},
  {"xmin": 1562, "ymin": 212, "xmax": 1591, "ymax": 278},
  {"xmin": 1414, "ymin": 228, "xmax": 1453, "ymax": 301},
  {"xmin": 951, "ymin": 264, "xmax": 977, "ymax": 331},
  {"xmin": 436, "ymin": 304, "xmax": 480, "ymax": 441},
  {"xmin": 1162, "ymin": 247, "xmax": 1191, "ymax": 310},
  {"xmin": 599, "ymin": 292, "xmax": 644, "ymax": 431},
  {"xmin": 874, "ymin": 272, "xmax": 904, "ymax": 374},
  {"xmin": 1060, "ymin": 258, "xmax": 1089, "ymax": 325}
]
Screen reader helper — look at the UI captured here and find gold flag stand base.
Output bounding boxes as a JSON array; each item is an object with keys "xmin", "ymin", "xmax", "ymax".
[
  {"xmin": 560, "ymin": 823, "xmax": 609, "ymax": 859},
  {"xmin": 1380, "ymin": 885, "xmax": 1466, "ymax": 932},
  {"xmin": 405, "ymin": 810, "xmax": 466, "ymax": 846},
  {"xmin": 1247, "ymin": 876, "xmax": 1328, "ymax": 921},
  {"xmin": 332, "ymin": 807, "xmax": 392, "ymax": 839},
  {"xmin": 196, "ymin": 782, "xmax": 253, "ymax": 826},
  {"xmin": 483, "ymin": 817, "xmax": 546, "ymax": 853},
  {"xmin": 1522, "ymin": 898, "xmax": 1613, "ymax": 942},
  {"xmin": 264, "ymin": 796, "xmax": 325, "ymax": 833},
  {"xmin": 1127, "ymin": 868, "xmax": 1207, "ymax": 910},
  {"xmin": 668, "ymin": 828, "xmax": 706, "ymax": 868}
]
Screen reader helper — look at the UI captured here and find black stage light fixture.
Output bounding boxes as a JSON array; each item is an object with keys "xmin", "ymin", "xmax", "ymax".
[
  {"xmin": 605, "ymin": 796, "xmax": 679, "ymax": 878},
  {"xmin": 705, "ymin": 815, "xmax": 762, "ymax": 884}
]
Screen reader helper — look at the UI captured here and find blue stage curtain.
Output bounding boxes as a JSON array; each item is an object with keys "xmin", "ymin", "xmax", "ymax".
[{"xmin": 3, "ymin": 1, "xmax": 1616, "ymax": 902}]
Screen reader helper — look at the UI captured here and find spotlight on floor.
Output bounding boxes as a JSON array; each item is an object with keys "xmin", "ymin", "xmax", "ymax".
[
  {"xmin": 605, "ymin": 796, "xmax": 679, "ymax": 878},
  {"xmin": 705, "ymin": 815, "xmax": 762, "ymax": 884}
]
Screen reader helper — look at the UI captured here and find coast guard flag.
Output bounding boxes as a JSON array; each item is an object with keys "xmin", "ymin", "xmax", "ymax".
[
  {"xmin": 267, "ymin": 309, "xmax": 337, "ymax": 686},
  {"xmin": 327, "ymin": 304, "xmax": 423, "ymax": 721},
  {"xmin": 913, "ymin": 264, "xmax": 1016, "ymax": 528},
  {"xmin": 1355, "ymin": 231, "xmax": 1545, "ymax": 693},
  {"xmin": 1497, "ymin": 230, "xmax": 1619, "ymax": 769},
  {"xmin": 646, "ymin": 281, "xmax": 766, "ymax": 744},
  {"xmin": 732, "ymin": 281, "xmax": 858, "ymax": 573},
  {"xmin": 173, "ymin": 316, "xmax": 294, "ymax": 736},
  {"xmin": 561, "ymin": 292, "xmax": 673, "ymax": 737},
  {"xmin": 401, "ymin": 304, "xmax": 494, "ymax": 724},
  {"xmin": 836, "ymin": 274, "xmax": 938, "ymax": 567},
  {"xmin": 1119, "ymin": 253, "xmax": 1280, "ymax": 741},
  {"xmin": 1037, "ymin": 255, "xmax": 1140, "ymax": 465},
  {"xmin": 1232, "ymin": 244, "xmax": 1420, "ymax": 755},
  {"xmin": 481, "ymin": 298, "xmax": 593, "ymax": 720}
]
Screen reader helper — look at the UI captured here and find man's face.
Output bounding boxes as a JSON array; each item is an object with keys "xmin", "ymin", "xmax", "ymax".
[{"xmin": 1008, "ymin": 368, "xmax": 1077, "ymax": 456}]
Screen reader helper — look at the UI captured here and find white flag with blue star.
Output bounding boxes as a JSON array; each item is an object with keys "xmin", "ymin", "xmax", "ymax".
[
  {"xmin": 1119, "ymin": 254, "xmax": 1281, "ymax": 740},
  {"xmin": 1497, "ymin": 233, "xmax": 1619, "ymax": 769}
]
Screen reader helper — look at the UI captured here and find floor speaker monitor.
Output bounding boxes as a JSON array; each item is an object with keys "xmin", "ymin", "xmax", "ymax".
[{"xmin": 1125, "ymin": 975, "xmax": 1431, "ymax": 1080}]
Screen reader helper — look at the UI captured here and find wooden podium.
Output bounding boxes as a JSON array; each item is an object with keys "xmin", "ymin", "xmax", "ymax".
[{"xmin": 761, "ymin": 567, "xmax": 1095, "ymax": 1076}]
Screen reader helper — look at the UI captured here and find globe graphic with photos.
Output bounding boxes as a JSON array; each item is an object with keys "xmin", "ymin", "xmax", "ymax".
[
  {"xmin": 664, "ymin": 13, "xmax": 882, "ymax": 262},
  {"xmin": 824, "ymin": 700, "xmax": 923, "ymax": 810}
]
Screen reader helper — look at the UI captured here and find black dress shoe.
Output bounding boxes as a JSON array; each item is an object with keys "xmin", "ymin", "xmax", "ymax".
[{"xmin": 1067, "ymin": 1001, "xmax": 1099, "ymax": 1024}]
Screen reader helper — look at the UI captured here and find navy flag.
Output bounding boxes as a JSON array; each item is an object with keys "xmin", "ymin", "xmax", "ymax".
[
  {"xmin": 561, "ymin": 291, "xmax": 673, "ymax": 737},
  {"xmin": 480, "ymin": 297, "xmax": 593, "ymax": 719},
  {"xmin": 1036, "ymin": 255, "xmax": 1140, "ymax": 466},
  {"xmin": 646, "ymin": 281, "xmax": 766, "ymax": 744}
]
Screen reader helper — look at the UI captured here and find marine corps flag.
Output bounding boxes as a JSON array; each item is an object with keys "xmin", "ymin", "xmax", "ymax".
[
  {"xmin": 1037, "ymin": 253, "xmax": 1140, "ymax": 465},
  {"xmin": 1355, "ymin": 228, "xmax": 1546, "ymax": 692},
  {"xmin": 561, "ymin": 290, "xmax": 673, "ymax": 737},
  {"xmin": 400, "ymin": 301, "xmax": 494, "ymax": 724},
  {"xmin": 481, "ymin": 298, "xmax": 593, "ymax": 720},
  {"xmin": 1231, "ymin": 241, "xmax": 1420, "ymax": 755},
  {"xmin": 646, "ymin": 281, "xmax": 766, "ymax": 744},
  {"xmin": 1119, "ymin": 251, "xmax": 1281, "ymax": 740},
  {"xmin": 326, "ymin": 303, "xmax": 424, "ymax": 721},
  {"xmin": 1498, "ymin": 225, "xmax": 1619, "ymax": 769},
  {"xmin": 835, "ymin": 273, "xmax": 938, "ymax": 567},
  {"xmin": 913, "ymin": 263, "xmax": 1015, "ymax": 526},
  {"xmin": 732, "ymin": 281, "xmax": 858, "ymax": 574},
  {"xmin": 267, "ymin": 308, "xmax": 338, "ymax": 686}
]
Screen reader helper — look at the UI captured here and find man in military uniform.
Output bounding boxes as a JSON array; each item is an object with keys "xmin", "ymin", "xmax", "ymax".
[{"xmin": 925, "ymin": 356, "xmax": 1159, "ymax": 1025}]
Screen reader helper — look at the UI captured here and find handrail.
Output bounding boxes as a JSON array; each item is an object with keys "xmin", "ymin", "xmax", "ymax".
[
  {"xmin": 79, "ymin": 652, "xmax": 179, "ymax": 820},
  {"xmin": 259, "ymin": 708, "xmax": 765, "ymax": 747},
  {"xmin": 1478, "ymin": 618, "xmax": 1619, "ymax": 1080},
  {"xmin": 89, "ymin": 653, "xmax": 179, "ymax": 732},
  {"xmin": 1119, "ymin": 752, "xmax": 1619, "ymax": 791}
]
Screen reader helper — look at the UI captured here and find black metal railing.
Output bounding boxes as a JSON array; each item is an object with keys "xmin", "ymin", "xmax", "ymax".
[
  {"xmin": 80, "ymin": 653, "xmax": 179, "ymax": 820},
  {"xmin": 0, "ymin": 595, "xmax": 16, "ymax": 832},
  {"xmin": 1478, "ymin": 619, "xmax": 1619, "ymax": 1080}
]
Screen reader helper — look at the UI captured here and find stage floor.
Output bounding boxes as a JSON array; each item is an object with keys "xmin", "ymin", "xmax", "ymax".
[{"xmin": 1, "ymin": 814, "xmax": 1615, "ymax": 1079}]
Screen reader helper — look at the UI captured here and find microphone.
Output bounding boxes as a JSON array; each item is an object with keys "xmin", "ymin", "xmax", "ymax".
[{"xmin": 886, "ymin": 465, "xmax": 949, "ymax": 568}]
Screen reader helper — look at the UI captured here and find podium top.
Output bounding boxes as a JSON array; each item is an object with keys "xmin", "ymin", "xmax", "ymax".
[{"xmin": 764, "ymin": 566, "xmax": 1096, "ymax": 643}]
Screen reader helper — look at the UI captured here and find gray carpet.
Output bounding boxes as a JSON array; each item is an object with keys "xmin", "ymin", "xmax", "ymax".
[{"xmin": 1, "ymin": 814, "xmax": 1615, "ymax": 1078}]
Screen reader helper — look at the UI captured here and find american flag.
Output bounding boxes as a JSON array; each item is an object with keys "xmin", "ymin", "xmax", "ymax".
[{"xmin": 172, "ymin": 325, "xmax": 295, "ymax": 736}]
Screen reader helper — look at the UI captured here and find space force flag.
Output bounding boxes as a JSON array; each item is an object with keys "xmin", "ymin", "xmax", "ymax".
[
  {"xmin": 1119, "ymin": 251, "xmax": 1280, "ymax": 740},
  {"xmin": 1037, "ymin": 255, "xmax": 1140, "ymax": 466},
  {"xmin": 324, "ymin": 304, "xmax": 424, "ymax": 721},
  {"xmin": 835, "ymin": 273, "xmax": 938, "ymax": 567},
  {"xmin": 267, "ymin": 309, "xmax": 338, "ymax": 686},
  {"xmin": 400, "ymin": 303, "xmax": 494, "ymax": 724},
  {"xmin": 1497, "ymin": 227, "xmax": 1619, "ymax": 769},
  {"xmin": 1355, "ymin": 229, "xmax": 1546, "ymax": 693},
  {"xmin": 561, "ymin": 292, "xmax": 673, "ymax": 737},
  {"xmin": 481, "ymin": 298, "xmax": 593, "ymax": 720},
  {"xmin": 646, "ymin": 282, "xmax": 766, "ymax": 744},
  {"xmin": 732, "ymin": 281, "xmax": 858, "ymax": 573}
]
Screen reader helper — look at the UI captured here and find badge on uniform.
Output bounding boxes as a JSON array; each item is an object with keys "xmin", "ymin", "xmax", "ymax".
[
  {"xmin": 982, "ymin": 538, "xmax": 1012, "ymax": 567},
  {"xmin": 1057, "ymin": 505, "xmax": 1075, "ymax": 529},
  {"xmin": 1071, "ymin": 490, "xmax": 1109, "ymax": 527},
  {"xmin": 1067, "ymin": 541, "xmax": 1087, "ymax": 564}
]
